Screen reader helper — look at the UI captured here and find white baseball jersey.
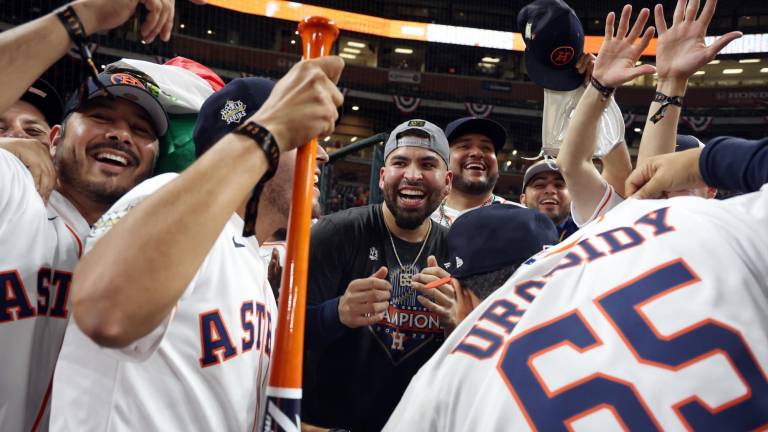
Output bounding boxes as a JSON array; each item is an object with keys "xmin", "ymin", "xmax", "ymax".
[
  {"xmin": 0, "ymin": 149, "xmax": 89, "ymax": 432},
  {"xmin": 571, "ymin": 181, "xmax": 624, "ymax": 227},
  {"xmin": 432, "ymin": 194, "xmax": 524, "ymax": 227},
  {"xmin": 386, "ymin": 186, "xmax": 768, "ymax": 431},
  {"xmin": 50, "ymin": 173, "xmax": 277, "ymax": 431}
]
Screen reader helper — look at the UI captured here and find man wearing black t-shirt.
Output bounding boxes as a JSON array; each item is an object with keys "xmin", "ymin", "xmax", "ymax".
[{"xmin": 303, "ymin": 119, "xmax": 456, "ymax": 431}]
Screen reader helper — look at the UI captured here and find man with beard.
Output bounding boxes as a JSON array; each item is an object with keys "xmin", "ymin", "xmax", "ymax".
[
  {"xmin": 520, "ymin": 160, "xmax": 578, "ymax": 241},
  {"xmin": 432, "ymin": 116, "xmax": 522, "ymax": 227},
  {"xmin": 0, "ymin": 69, "xmax": 167, "ymax": 431},
  {"xmin": 303, "ymin": 119, "xmax": 457, "ymax": 432},
  {"xmin": 51, "ymin": 62, "xmax": 344, "ymax": 430}
]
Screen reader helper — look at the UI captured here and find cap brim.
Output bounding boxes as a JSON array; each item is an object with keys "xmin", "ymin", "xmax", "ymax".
[
  {"xmin": 525, "ymin": 51, "xmax": 585, "ymax": 91},
  {"xmin": 447, "ymin": 118, "xmax": 507, "ymax": 152},
  {"xmin": 523, "ymin": 162, "xmax": 561, "ymax": 189},
  {"xmin": 98, "ymin": 84, "xmax": 169, "ymax": 137}
]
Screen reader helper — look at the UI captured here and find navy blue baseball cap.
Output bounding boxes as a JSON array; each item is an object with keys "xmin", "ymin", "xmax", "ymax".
[
  {"xmin": 64, "ymin": 71, "xmax": 169, "ymax": 136},
  {"xmin": 676, "ymin": 134, "xmax": 705, "ymax": 152},
  {"xmin": 193, "ymin": 77, "xmax": 275, "ymax": 157},
  {"xmin": 517, "ymin": 0, "xmax": 585, "ymax": 91},
  {"xmin": 444, "ymin": 117, "xmax": 507, "ymax": 153},
  {"xmin": 20, "ymin": 78, "xmax": 63, "ymax": 126},
  {"xmin": 447, "ymin": 203, "xmax": 558, "ymax": 279}
]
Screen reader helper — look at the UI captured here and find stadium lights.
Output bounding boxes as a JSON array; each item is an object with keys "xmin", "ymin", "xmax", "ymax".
[
  {"xmin": 739, "ymin": 58, "xmax": 760, "ymax": 63},
  {"xmin": 506, "ymin": 160, "xmax": 512, "ymax": 167},
  {"xmin": 482, "ymin": 57, "xmax": 500, "ymax": 63},
  {"xmin": 207, "ymin": 29, "xmax": 213, "ymax": 35},
  {"xmin": 347, "ymin": 41, "xmax": 366, "ymax": 48},
  {"xmin": 395, "ymin": 48, "xmax": 414, "ymax": 54},
  {"xmin": 180, "ymin": 24, "xmax": 185, "ymax": 29},
  {"xmin": 343, "ymin": 47, "xmax": 361, "ymax": 54},
  {"xmin": 290, "ymin": 40, "xmax": 296, "ymax": 45},
  {"xmin": 708, "ymin": 60, "xmax": 720, "ymax": 64},
  {"xmin": 351, "ymin": 136, "xmax": 358, "ymax": 142},
  {"xmin": 694, "ymin": 71, "xmax": 705, "ymax": 75},
  {"xmin": 340, "ymin": 53, "xmax": 357, "ymax": 59},
  {"xmin": 634, "ymin": 128, "xmax": 642, "ymax": 133},
  {"xmin": 323, "ymin": 136, "xmax": 331, "ymax": 142},
  {"xmin": 352, "ymin": 105, "xmax": 359, "ymax": 111},
  {"xmin": 723, "ymin": 68, "xmax": 743, "ymax": 74},
  {"xmin": 512, "ymin": 150, "xmax": 518, "ymax": 156},
  {"xmin": 761, "ymin": 68, "xmax": 768, "ymax": 73}
]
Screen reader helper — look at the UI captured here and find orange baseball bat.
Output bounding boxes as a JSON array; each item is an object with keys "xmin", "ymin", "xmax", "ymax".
[{"xmin": 261, "ymin": 16, "xmax": 338, "ymax": 432}]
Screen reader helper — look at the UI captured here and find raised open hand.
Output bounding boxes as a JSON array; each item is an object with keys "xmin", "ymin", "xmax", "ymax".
[
  {"xmin": 592, "ymin": 5, "xmax": 656, "ymax": 88},
  {"xmin": 654, "ymin": 0, "xmax": 742, "ymax": 80}
]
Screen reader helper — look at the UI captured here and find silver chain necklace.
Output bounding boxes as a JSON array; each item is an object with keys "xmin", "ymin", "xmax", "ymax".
[{"xmin": 385, "ymin": 218, "xmax": 432, "ymax": 304}]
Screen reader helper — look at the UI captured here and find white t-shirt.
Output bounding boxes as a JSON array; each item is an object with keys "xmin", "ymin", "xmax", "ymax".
[
  {"xmin": 571, "ymin": 181, "xmax": 625, "ymax": 227},
  {"xmin": 432, "ymin": 194, "xmax": 524, "ymax": 227},
  {"xmin": 50, "ymin": 174, "xmax": 277, "ymax": 431},
  {"xmin": 386, "ymin": 186, "xmax": 768, "ymax": 431},
  {"xmin": 0, "ymin": 149, "xmax": 89, "ymax": 432}
]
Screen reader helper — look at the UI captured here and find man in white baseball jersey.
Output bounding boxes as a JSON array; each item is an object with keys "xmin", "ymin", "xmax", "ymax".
[
  {"xmin": 556, "ymin": 0, "xmax": 733, "ymax": 227},
  {"xmin": 432, "ymin": 116, "xmax": 522, "ymax": 227},
  {"xmin": 50, "ymin": 61, "xmax": 344, "ymax": 431},
  {"xmin": 0, "ymin": 70, "xmax": 167, "ymax": 432},
  {"xmin": 0, "ymin": 2, "xmax": 203, "ymax": 430},
  {"xmin": 386, "ymin": 4, "xmax": 767, "ymax": 430}
]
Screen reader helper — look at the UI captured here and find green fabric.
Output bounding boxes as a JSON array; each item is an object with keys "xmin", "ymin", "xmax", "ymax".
[{"xmin": 154, "ymin": 114, "xmax": 198, "ymax": 174}]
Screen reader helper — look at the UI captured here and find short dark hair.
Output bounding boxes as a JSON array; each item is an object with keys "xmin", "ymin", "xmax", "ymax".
[{"xmin": 456, "ymin": 264, "xmax": 518, "ymax": 300}]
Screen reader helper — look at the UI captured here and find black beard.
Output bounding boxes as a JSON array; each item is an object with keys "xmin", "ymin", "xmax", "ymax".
[
  {"xmin": 382, "ymin": 181, "xmax": 443, "ymax": 230},
  {"xmin": 55, "ymin": 154, "xmax": 139, "ymax": 208},
  {"xmin": 453, "ymin": 171, "xmax": 498, "ymax": 195}
]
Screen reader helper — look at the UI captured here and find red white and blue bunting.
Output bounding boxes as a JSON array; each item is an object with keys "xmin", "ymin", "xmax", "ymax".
[
  {"xmin": 681, "ymin": 116, "xmax": 712, "ymax": 132},
  {"xmin": 392, "ymin": 95, "xmax": 421, "ymax": 114},
  {"xmin": 464, "ymin": 102, "xmax": 494, "ymax": 118}
]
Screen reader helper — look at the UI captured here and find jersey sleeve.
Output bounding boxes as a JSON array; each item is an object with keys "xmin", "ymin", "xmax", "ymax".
[
  {"xmin": 700, "ymin": 136, "xmax": 768, "ymax": 193},
  {"xmin": 570, "ymin": 181, "xmax": 624, "ymax": 227},
  {"xmin": 85, "ymin": 173, "xmax": 189, "ymax": 361},
  {"xmin": 0, "ymin": 148, "xmax": 37, "ymax": 229}
]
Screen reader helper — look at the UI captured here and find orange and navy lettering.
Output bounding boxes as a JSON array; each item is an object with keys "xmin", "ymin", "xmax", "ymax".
[
  {"xmin": 199, "ymin": 300, "xmax": 272, "ymax": 368},
  {"xmin": 454, "ymin": 207, "xmax": 678, "ymax": 357},
  {"xmin": 1, "ymin": 267, "xmax": 72, "ymax": 323},
  {"xmin": 0, "ymin": 270, "xmax": 36, "ymax": 322},
  {"xmin": 595, "ymin": 259, "xmax": 768, "ymax": 429}
]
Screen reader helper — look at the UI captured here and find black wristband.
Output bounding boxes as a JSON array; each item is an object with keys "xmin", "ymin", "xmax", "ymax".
[
  {"xmin": 649, "ymin": 91, "xmax": 683, "ymax": 124},
  {"xmin": 233, "ymin": 121, "xmax": 281, "ymax": 237},
  {"xmin": 56, "ymin": 5, "xmax": 88, "ymax": 43},
  {"xmin": 57, "ymin": 5, "xmax": 109, "ymax": 102},
  {"xmin": 590, "ymin": 76, "xmax": 615, "ymax": 100}
]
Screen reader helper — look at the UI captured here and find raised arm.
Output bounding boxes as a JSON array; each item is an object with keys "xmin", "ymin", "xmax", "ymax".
[
  {"xmin": 635, "ymin": 0, "xmax": 741, "ymax": 164},
  {"xmin": 0, "ymin": 0, "xmax": 197, "ymax": 114},
  {"xmin": 557, "ymin": 5, "xmax": 655, "ymax": 222},
  {"xmin": 72, "ymin": 57, "xmax": 345, "ymax": 348}
]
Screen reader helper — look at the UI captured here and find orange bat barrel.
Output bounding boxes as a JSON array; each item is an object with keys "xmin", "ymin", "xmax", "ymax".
[{"xmin": 262, "ymin": 16, "xmax": 338, "ymax": 432}]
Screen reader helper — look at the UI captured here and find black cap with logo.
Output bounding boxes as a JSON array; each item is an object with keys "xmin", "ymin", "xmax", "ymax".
[{"xmin": 517, "ymin": 0, "xmax": 585, "ymax": 91}]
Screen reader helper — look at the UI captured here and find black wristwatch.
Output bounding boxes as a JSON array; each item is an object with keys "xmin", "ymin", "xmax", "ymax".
[{"xmin": 232, "ymin": 121, "xmax": 280, "ymax": 237}]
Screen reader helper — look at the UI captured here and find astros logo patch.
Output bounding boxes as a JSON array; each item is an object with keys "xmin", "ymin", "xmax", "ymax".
[
  {"xmin": 550, "ymin": 46, "xmax": 575, "ymax": 66},
  {"xmin": 110, "ymin": 73, "xmax": 146, "ymax": 89},
  {"xmin": 220, "ymin": 100, "xmax": 247, "ymax": 124}
]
